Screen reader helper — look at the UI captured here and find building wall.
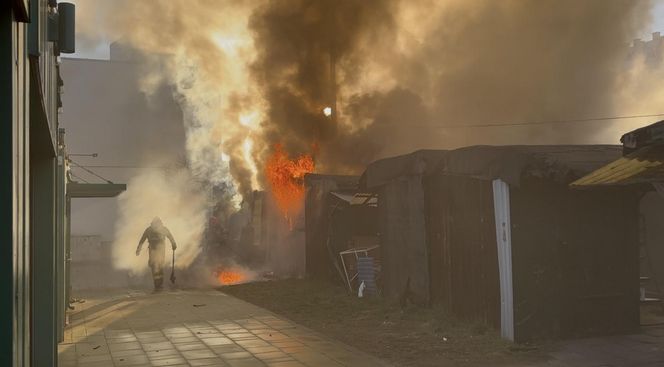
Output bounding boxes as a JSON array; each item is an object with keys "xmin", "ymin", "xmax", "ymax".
[
  {"xmin": 59, "ymin": 54, "xmax": 186, "ymax": 241},
  {"xmin": 1, "ymin": 4, "xmax": 31, "ymax": 366},
  {"xmin": 2, "ymin": 1, "xmax": 69, "ymax": 365}
]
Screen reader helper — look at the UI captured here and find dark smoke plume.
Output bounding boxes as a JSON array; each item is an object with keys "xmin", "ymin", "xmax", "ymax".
[{"xmin": 250, "ymin": 0, "xmax": 652, "ymax": 176}]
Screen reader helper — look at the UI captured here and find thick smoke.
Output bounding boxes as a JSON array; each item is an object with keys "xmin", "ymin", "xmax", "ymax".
[
  {"xmin": 75, "ymin": 0, "xmax": 658, "ymax": 194},
  {"xmin": 250, "ymin": 0, "xmax": 655, "ymax": 175}
]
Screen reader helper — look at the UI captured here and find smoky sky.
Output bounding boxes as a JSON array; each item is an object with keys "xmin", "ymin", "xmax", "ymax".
[
  {"xmin": 248, "ymin": 0, "xmax": 652, "ymax": 177},
  {"xmin": 73, "ymin": 0, "xmax": 659, "ymax": 198}
]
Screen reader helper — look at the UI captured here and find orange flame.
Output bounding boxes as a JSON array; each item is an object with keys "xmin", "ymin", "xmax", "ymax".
[
  {"xmin": 217, "ymin": 270, "xmax": 246, "ymax": 285},
  {"xmin": 265, "ymin": 144, "xmax": 315, "ymax": 223}
]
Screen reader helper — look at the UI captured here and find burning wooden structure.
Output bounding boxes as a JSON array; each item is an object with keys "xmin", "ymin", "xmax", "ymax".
[{"xmin": 304, "ymin": 174, "xmax": 379, "ymax": 286}]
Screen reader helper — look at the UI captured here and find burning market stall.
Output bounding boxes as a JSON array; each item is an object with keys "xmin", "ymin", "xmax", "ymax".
[
  {"xmin": 360, "ymin": 150, "xmax": 449, "ymax": 303},
  {"xmin": 304, "ymin": 174, "xmax": 359, "ymax": 279},
  {"xmin": 427, "ymin": 145, "xmax": 640, "ymax": 342},
  {"xmin": 304, "ymin": 174, "xmax": 380, "ymax": 290}
]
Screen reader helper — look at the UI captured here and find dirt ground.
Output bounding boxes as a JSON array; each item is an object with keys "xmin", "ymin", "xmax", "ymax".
[{"xmin": 223, "ymin": 279, "xmax": 547, "ymax": 367}]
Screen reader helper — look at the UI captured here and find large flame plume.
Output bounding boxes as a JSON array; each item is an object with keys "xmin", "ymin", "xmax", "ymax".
[{"xmin": 265, "ymin": 144, "xmax": 315, "ymax": 223}]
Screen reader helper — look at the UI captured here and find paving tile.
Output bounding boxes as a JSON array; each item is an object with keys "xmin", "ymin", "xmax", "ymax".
[
  {"xmin": 227, "ymin": 335, "xmax": 257, "ymax": 341},
  {"xmin": 142, "ymin": 341, "xmax": 175, "ymax": 352},
  {"xmin": 59, "ymin": 290, "xmax": 390, "ymax": 367},
  {"xmin": 182, "ymin": 348, "xmax": 218, "ymax": 360},
  {"xmin": 203, "ymin": 337, "xmax": 235, "ymax": 346},
  {"xmin": 188, "ymin": 357, "xmax": 228, "ymax": 366},
  {"xmin": 111, "ymin": 349, "xmax": 148, "ymax": 358},
  {"xmin": 226, "ymin": 358, "xmax": 267, "ymax": 367},
  {"xmin": 149, "ymin": 357, "xmax": 189, "ymax": 366},
  {"xmin": 136, "ymin": 331, "xmax": 164, "ymax": 339},
  {"xmin": 108, "ymin": 336, "xmax": 139, "ymax": 343},
  {"xmin": 243, "ymin": 346, "xmax": 279, "ymax": 354},
  {"xmin": 109, "ymin": 341, "xmax": 143, "ymax": 353},
  {"xmin": 146, "ymin": 348, "xmax": 181, "ymax": 359},
  {"xmin": 78, "ymin": 361, "xmax": 115, "ymax": 367},
  {"xmin": 219, "ymin": 351, "xmax": 253, "ymax": 360},
  {"xmin": 174, "ymin": 342, "xmax": 209, "ymax": 351},
  {"xmin": 236, "ymin": 340, "xmax": 270, "ymax": 349},
  {"xmin": 210, "ymin": 345, "xmax": 246, "ymax": 354},
  {"xmin": 78, "ymin": 354, "xmax": 113, "ymax": 363},
  {"xmin": 265, "ymin": 362, "xmax": 305, "ymax": 367},
  {"xmin": 253, "ymin": 351, "xmax": 289, "ymax": 361},
  {"xmin": 270, "ymin": 341, "xmax": 303, "ymax": 348},
  {"xmin": 138, "ymin": 336, "xmax": 169, "ymax": 344},
  {"xmin": 113, "ymin": 354, "xmax": 150, "ymax": 366},
  {"xmin": 278, "ymin": 346, "xmax": 308, "ymax": 354},
  {"xmin": 169, "ymin": 335, "xmax": 199, "ymax": 342},
  {"xmin": 163, "ymin": 327, "xmax": 190, "ymax": 334}
]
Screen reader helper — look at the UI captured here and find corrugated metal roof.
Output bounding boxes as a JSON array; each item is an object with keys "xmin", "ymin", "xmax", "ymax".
[{"xmin": 571, "ymin": 145, "xmax": 664, "ymax": 186}]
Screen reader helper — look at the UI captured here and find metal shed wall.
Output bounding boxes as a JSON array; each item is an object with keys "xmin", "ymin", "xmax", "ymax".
[
  {"xmin": 510, "ymin": 178, "xmax": 640, "ymax": 341},
  {"xmin": 379, "ymin": 175, "xmax": 430, "ymax": 303},
  {"xmin": 425, "ymin": 174, "xmax": 501, "ymax": 328}
]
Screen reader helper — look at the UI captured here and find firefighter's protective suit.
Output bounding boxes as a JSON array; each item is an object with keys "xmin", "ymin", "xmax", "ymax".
[{"xmin": 136, "ymin": 217, "xmax": 177, "ymax": 290}]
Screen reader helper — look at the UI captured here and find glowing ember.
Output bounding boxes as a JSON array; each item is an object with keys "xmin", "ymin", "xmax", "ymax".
[
  {"xmin": 217, "ymin": 270, "xmax": 245, "ymax": 285},
  {"xmin": 265, "ymin": 144, "xmax": 315, "ymax": 224}
]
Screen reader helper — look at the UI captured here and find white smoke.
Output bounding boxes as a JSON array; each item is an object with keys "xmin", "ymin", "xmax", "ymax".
[{"xmin": 111, "ymin": 169, "xmax": 208, "ymax": 274}]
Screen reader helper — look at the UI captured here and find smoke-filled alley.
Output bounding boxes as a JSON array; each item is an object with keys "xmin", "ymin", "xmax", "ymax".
[{"xmin": 6, "ymin": 0, "xmax": 664, "ymax": 366}]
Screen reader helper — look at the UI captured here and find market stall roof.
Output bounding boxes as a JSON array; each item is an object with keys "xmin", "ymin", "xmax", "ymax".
[
  {"xmin": 304, "ymin": 174, "xmax": 359, "ymax": 191},
  {"xmin": 571, "ymin": 144, "xmax": 664, "ymax": 187},
  {"xmin": 330, "ymin": 192, "xmax": 378, "ymax": 207},
  {"xmin": 361, "ymin": 150, "xmax": 448, "ymax": 189},
  {"xmin": 437, "ymin": 145, "xmax": 622, "ymax": 186},
  {"xmin": 571, "ymin": 121, "xmax": 664, "ymax": 187}
]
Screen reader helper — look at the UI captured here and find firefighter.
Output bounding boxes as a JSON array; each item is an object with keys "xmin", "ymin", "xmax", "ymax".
[{"xmin": 136, "ymin": 217, "xmax": 177, "ymax": 291}]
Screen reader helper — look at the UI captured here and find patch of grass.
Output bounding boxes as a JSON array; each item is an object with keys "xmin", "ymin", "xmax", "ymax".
[{"xmin": 223, "ymin": 279, "xmax": 545, "ymax": 367}]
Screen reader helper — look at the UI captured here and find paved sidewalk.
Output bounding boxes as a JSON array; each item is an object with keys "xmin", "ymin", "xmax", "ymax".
[{"xmin": 58, "ymin": 289, "xmax": 389, "ymax": 367}]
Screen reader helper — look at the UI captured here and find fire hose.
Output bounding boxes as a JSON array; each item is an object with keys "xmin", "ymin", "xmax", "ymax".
[{"xmin": 170, "ymin": 249, "xmax": 176, "ymax": 284}]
